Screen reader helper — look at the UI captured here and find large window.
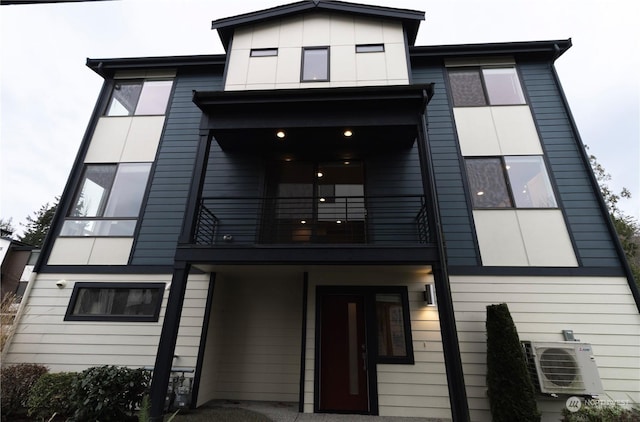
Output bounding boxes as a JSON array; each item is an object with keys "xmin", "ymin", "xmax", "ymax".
[
  {"xmin": 448, "ymin": 67, "xmax": 525, "ymax": 107},
  {"xmin": 376, "ymin": 292, "xmax": 412, "ymax": 362},
  {"xmin": 61, "ymin": 163, "xmax": 151, "ymax": 236},
  {"xmin": 106, "ymin": 79, "xmax": 173, "ymax": 116},
  {"xmin": 65, "ymin": 282, "xmax": 164, "ymax": 321},
  {"xmin": 465, "ymin": 156, "xmax": 557, "ymax": 208},
  {"xmin": 301, "ymin": 47, "xmax": 329, "ymax": 82}
]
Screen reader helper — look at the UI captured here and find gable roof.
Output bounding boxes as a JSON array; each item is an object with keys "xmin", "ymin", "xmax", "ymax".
[{"xmin": 211, "ymin": 0, "xmax": 425, "ymax": 50}]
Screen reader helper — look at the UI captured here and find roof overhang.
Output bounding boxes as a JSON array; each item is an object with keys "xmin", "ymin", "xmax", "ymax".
[
  {"xmin": 193, "ymin": 84, "xmax": 433, "ymax": 155},
  {"xmin": 86, "ymin": 54, "xmax": 226, "ymax": 78},
  {"xmin": 212, "ymin": 0, "xmax": 425, "ymax": 50},
  {"xmin": 410, "ymin": 39, "xmax": 573, "ymax": 62}
]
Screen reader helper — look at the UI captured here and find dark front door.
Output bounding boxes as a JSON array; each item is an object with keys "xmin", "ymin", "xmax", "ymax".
[{"xmin": 319, "ymin": 294, "xmax": 369, "ymax": 413}]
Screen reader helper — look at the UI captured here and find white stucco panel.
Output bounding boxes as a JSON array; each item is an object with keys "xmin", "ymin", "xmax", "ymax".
[
  {"xmin": 453, "ymin": 108, "xmax": 500, "ymax": 156},
  {"xmin": 491, "ymin": 106, "xmax": 543, "ymax": 155},
  {"xmin": 87, "ymin": 237, "xmax": 134, "ymax": 265},
  {"xmin": 48, "ymin": 238, "xmax": 95, "ymax": 265},
  {"xmin": 121, "ymin": 116, "xmax": 165, "ymax": 162},
  {"xmin": 85, "ymin": 117, "xmax": 131, "ymax": 163},
  {"xmin": 474, "ymin": 210, "xmax": 529, "ymax": 266},
  {"xmin": 224, "ymin": 11, "xmax": 409, "ymax": 90},
  {"xmin": 516, "ymin": 209, "xmax": 578, "ymax": 266}
]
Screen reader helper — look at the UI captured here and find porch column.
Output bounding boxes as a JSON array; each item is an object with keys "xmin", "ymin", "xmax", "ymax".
[
  {"xmin": 149, "ymin": 261, "xmax": 191, "ymax": 422},
  {"xmin": 418, "ymin": 113, "xmax": 471, "ymax": 421}
]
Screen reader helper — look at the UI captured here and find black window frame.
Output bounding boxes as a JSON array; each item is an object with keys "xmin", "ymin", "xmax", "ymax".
[
  {"xmin": 64, "ymin": 282, "xmax": 165, "ymax": 322},
  {"xmin": 60, "ymin": 162, "xmax": 152, "ymax": 237},
  {"xmin": 301, "ymin": 46, "xmax": 330, "ymax": 82},
  {"xmin": 250, "ymin": 48, "xmax": 278, "ymax": 57},
  {"xmin": 448, "ymin": 66, "xmax": 526, "ymax": 107},
  {"xmin": 356, "ymin": 43, "xmax": 385, "ymax": 53},
  {"xmin": 465, "ymin": 155, "xmax": 558, "ymax": 210},
  {"xmin": 105, "ymin": 78, "xmax": 173, "ymax": 117}
]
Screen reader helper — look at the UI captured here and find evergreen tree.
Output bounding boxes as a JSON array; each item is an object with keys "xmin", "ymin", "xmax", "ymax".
[
  {"xmin": 18, "ymin": 200, "xmax": 58, "ymax": 247},
  {"xmin": 588, "ymin": 148, "xmax": 640, "ymax": 285},
  {"xmin": 486, "ymin": 303, "xmax": 540, "ymax": 422},
  {"xmin": 0, "ymin": 218, "xmax": 15, "ymax": 238}
]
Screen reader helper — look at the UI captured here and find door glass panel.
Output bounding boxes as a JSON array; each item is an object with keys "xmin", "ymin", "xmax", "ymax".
[{"xmin": 348, "ymin": 302, "xmax": 359, "ymax": 395}]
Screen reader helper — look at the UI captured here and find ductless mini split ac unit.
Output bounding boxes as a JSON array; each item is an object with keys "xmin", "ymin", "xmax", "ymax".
[{"xmin": 522, "ymin": 341, "xmax": 604, "ymax": 396}]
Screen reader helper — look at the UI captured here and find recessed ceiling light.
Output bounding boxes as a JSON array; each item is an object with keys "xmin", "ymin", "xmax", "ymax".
[
  {"xmin": 301, "ymin": 220, "xmax": 307, "ymax": 224},
  {"xmin": 477, "ymin": 191, "xmax": 484, "ymax": 196},
  {"xmin": 319, "ymin": 198, "xmax": 326, "ymax": 202},
  {"xmin": 344, "ymin": 161, "xmax": 350, "ymax": 165},
  {"xmin": 343, "ymin": 130, "xmax": 353, "ymax": 137},
  {"xmin": 317, "ymin": 172, "xmax": 323, "ymax": 178},
  {"xmin": 336, "ymin": 220, "xmax": 342, "ymax": 224},
  {"xmin": 276, "ymin": 130, "xmax": 286, "ymax": 139}
]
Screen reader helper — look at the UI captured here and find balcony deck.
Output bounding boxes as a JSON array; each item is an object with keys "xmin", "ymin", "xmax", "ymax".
[{"xmin": 176, "ymin": 195, "xmax": 440, "ymax": 265}]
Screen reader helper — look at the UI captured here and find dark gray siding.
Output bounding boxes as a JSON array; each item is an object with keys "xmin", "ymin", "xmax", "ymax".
[
  {"xmin": 131, "ymin": 72, "xmax": 224, "ymax": 265},
  {"xmin": 519, "ymin": 61, "xmax": 620, "ymax": 267},
  {"xmin": 412, "ymin": 65, "xmax": 479, "ymax": 266},
  {"xmin": 366, "ymin": 145, "xmax": 426, "ymax": 244}
]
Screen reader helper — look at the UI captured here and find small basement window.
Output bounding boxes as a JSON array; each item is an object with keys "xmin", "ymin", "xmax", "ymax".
[{"xmin": 65, "ymin": 282, "xmax": 164, "ymax": 322}]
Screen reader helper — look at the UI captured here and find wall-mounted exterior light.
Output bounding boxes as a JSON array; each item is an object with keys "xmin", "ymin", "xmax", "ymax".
[{"xmin": 423, "ymin": 284, "xmax": 435, "ymax": 306}]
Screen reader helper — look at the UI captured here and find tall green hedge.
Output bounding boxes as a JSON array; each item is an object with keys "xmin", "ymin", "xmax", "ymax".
[{"xmin": 486, "ymin": 303, "xmax": 540, "ymax": 422}]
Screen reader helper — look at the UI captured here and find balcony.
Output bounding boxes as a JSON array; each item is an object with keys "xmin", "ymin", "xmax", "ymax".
[{"xmin": 179, "ymin": 195, "xmax": 437, "ymax": 264}]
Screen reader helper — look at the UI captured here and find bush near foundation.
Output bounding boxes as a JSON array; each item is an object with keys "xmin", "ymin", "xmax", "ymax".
[
  {"xmin": 27, "ymin": 372, "xmax": 77, "ymax": 420},
  {"xmin": 72, "ymin": 365, "xmax": 151, "ymax": 422},
  {"xmin": 486, "ymin": 303, "xmax": 540, "ymax": 422},
  {"xmin": 561, "ymin": 402, "xmax": 640, "ymax": 421},
  {"xmin": 0, "ymin": 363, "xmax": 49, "ymax": 419}
]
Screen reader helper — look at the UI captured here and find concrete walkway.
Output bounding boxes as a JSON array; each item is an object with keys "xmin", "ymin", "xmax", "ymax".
[{"xmin": 211, "ymin": 400, "xmax": 448, "ymax": 422}]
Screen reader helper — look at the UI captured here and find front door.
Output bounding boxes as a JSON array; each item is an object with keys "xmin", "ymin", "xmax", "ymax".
[{"xmin": 318, "ymin": 294, "xmax": 370, "ymax": 413}]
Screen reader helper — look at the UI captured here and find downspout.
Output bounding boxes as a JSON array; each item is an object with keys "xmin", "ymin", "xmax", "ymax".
[{"xmin": 417, "ymin": 88, "xmax": 471, "ymax": 422}]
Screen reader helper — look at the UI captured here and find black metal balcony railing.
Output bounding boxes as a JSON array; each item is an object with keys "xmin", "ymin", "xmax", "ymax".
[{"xmin": 193, "ymin": 195, "xmax": 432, "ymax": 246}]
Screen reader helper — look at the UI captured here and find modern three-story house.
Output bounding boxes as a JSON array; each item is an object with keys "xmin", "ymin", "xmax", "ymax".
[{"xmin": 4, "ymin": 1, "xmax": 639, "ymax": 421}]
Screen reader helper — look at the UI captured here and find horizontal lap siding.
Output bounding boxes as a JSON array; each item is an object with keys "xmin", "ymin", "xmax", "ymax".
[
  {"xmin": 519, "ymin": 62, "xmax": 621, "ymax": 268},
  {"xmin": 197, "ymin": 274, "xmax": 302, "ymax": 405},
  {"xmin": 131, "ymin": 72, "xmax": 223, "ymax": 265},
  {"xmin": 4, "ymin": 273, "xmax": 209, "ymax": 374},
  {"xmin": 451, "ymin": 275, "xmax": 640, "ymax": 422},
  {"xmin": 412, "ymin": 65, "xmax": 478, "ymax": 266}
]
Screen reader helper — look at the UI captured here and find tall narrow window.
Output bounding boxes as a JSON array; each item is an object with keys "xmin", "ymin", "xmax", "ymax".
[
  {"xmin": 448, "ymin": 67, "xmax": 525, "ymax": 107},
  {"xmin": 106, "ymin": 80, "xmax": 173, "ymax": 116},
  {"xmin": 301, "ymin": 47, "xmax": 329, "ymax": 82}
]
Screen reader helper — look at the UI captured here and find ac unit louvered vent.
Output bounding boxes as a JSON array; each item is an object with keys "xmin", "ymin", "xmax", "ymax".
[{"xmin": 521, "ymin": 341, "xmax": 603, "ymax": 396}]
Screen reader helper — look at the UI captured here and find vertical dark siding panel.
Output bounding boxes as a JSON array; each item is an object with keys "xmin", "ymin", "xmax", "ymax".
[
  {"xmin": 131, "ymin": 72, "xmax": 223, "ymax": 265},
  {"xmin": 519, "ymin": 61, "xmax": 621, "ymax": 268},
  {"xmin": 412, "ymin": 65, "xmax": 479, "ymax": 265}
]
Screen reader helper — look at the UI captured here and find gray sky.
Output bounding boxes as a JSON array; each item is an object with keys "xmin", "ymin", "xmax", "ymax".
[{"xmin": 1, "ymin": 0, "xmax": 638, "ymax": 236}]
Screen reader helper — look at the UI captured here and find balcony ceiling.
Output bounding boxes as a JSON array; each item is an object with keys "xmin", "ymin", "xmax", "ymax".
[{"xmin": 193, "ymin": 84, "xmax": 433, "ymax": 155}]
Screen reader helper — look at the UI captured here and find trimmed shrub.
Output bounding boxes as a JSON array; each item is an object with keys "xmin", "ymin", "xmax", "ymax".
[
  {"xmin": 486, "ymin": 303, "xmax": 540, "ymax": 422},
  {"xmin": 0, "ymin": 363, "xmax": 48, "ymax": 418},
  {"xmin": 27, "ymin": 372, "xmax": 77, "ymax": 421},
  {"xmin": 72, "ymin": 365, "xmax": 151, "ymax": 422},
  {"xmin": 561, "ymin": 402, "xmax": 640, "ymax": 421}
]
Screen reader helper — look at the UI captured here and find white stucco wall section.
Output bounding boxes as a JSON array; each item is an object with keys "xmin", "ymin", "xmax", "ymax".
[
  {"xmin": 450, "ymin": 275, "xmax": 640, "ymax": 422},
  {"xmin": 454, "ymin": 106, "xmax": 543, "ymax": 156},
  {"xmin": 3, "ymin": 272, "xmax": 209, "ymax": 375},
  {"xmin": 225, "ymin": 12, "xmax": 409, "ymax": 91},
  {"xmin": 197, "ymin": 271, "xmax": 302, "ymax": 405},
  {"xmin": 48, "ymin": 237, "xmax": 134, "ymax": 265},
  {"xmin": 85, "ymin": 116, "xmax": 165, "ymax": 163},
  {"xmin": 474, "ymin": 209, "xmax": 578, "ymax": 267}
]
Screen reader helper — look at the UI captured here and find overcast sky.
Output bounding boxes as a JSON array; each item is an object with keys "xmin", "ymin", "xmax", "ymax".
[{"xmin": 1, "ymin": 0, "xmax": 638, "ymax": 236}]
